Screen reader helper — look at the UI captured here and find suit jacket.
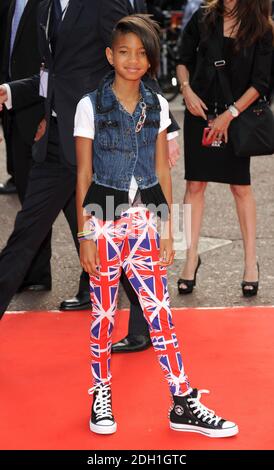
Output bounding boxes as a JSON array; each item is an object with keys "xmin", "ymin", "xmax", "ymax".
[
  {"xmin": 0, "ymin": 0, "xmax": 11, "ymax": 70},
  {"xmin": 9, "ymin": 0, "xmax": 178, "ymax": 165},
  {"xmin": 178, "ymin": 9, "xmax": 273, "ymax": 104},
  {"xmin": 1, "ymin": 0, "xmax": 44, "ymax": 145},
  {"xmin": 9, "ymin": 0, "xmax": 129, "ymax": 165}
]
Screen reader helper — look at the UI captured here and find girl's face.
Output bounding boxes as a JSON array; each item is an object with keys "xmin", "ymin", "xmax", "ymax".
[{"xmin": 106, "ymin": 33, "xmax": 150, "ymax": 82}]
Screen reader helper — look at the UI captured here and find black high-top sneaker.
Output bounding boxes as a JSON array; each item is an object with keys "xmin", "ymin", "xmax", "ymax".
[
  {"xmin": 169, "ymin": 389, "xmax": 238, "ymax": 438},
  {"xmin": 89, "ymin": 383, "xmax": 117, "ymax": 434}
]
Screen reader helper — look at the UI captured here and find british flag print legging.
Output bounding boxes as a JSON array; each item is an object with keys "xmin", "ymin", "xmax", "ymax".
[{"xmin": 89, "ymin": 208, "xmax": 191, "ymax": 396}]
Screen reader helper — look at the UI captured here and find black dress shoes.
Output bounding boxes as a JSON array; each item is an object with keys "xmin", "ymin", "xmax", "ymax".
[
  {"xmin": 59, "ymin": 290, "xmax": 90, "ymax": 311},
  {"xmin": 17, "ymin": 283, "xmax": 51, "ymax": 293},
  {"xmin": 0, "ymin": 178, "xmax": 17, "ymax": 194},
  {"xmin": 111, "ymin": 334, "xmax": 152, "ymax": 353}
]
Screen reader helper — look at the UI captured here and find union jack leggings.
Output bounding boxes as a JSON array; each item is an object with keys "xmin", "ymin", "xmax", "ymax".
[{"xmin": 89, "ymin": 208, "xmax": 191, "ymax": 396}]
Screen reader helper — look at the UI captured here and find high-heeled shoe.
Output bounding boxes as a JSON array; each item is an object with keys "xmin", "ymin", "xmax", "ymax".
[
  {"xmin": 177, "ymin": 256, "xmax": 201, "ymax": 295},
  {"xmin": 241, "ymin": 262, "xmax": 259, "ymax": 297}
]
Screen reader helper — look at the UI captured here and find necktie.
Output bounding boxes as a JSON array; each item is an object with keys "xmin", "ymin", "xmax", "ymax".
[
  {"xmin": 51, "ymin": 0, "xmax": 62, "ymax": 30},
  {"xmin": 10, "ymin": 0, "xmax": 26, "ymax": 58},
  {"xmin": 49, "ymin": 0, "xmax": 62, "ymax": 55}
]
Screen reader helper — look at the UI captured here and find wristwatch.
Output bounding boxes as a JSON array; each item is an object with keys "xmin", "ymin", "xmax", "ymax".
[{"xmin": 228, "ymin": 104, "xmax": 240, "ymax": 118}]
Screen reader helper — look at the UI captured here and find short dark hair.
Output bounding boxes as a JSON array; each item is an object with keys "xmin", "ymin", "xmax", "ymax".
[{"xmin": 111, "ymin": 14, "xmax": 161, "ymax": 77}]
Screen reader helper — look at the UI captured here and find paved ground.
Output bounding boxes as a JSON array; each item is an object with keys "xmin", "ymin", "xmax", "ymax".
[{"xmin": 1, "ymin": 96, "xmax": 274, "ymax": 311}]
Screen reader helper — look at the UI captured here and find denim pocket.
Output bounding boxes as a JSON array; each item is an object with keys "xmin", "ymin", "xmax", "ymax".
[
  {"xmin": 140, "ymin": 119, "xmax": 159, "ymax": 145},
  {"xmin": 97, "ymin": 120, "xmax": 120, "ymax": 150}
]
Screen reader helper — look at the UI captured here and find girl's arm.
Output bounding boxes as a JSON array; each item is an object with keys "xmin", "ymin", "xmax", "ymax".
[
  {"xmin": 155, "ymin": 130, "xmax": 175, "ymax": 266},
  {"xmin": 76, "ymin": 136, "xmax": 93, "ymax": 233},
  {"xmin": 75, "ymin": 136, "xmax": 99, "ymax": 275}
]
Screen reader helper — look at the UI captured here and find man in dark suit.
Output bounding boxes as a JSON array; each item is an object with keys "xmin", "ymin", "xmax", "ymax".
[
  {"xmin": 0, "ymin": 0, "xmax": 16, "ymax": 195},
  {"xmin": 0, "ymin": 0, "xmax": 131, "ymax": 316},
  {"xmin": 0, "ymin": 0, "xmax": 54, "ymax": 292},
  {"xmin": 0, "ymin": 1, "xmax": 11, "ymax": 68},
  {"xmin": 0, "ymin": 0, "xmax": 12, "ymax": 91},
  {"xmin": 0, "ymin": 0, "xmax": 179, "ymax": 326}
]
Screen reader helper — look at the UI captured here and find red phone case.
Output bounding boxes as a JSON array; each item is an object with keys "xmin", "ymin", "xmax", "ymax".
[{"xmin": 202, "ymin": 127, "xmax": 214, "ymax": 146}]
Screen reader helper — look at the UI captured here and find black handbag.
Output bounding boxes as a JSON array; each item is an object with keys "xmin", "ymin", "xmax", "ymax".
[
  {"xmin": 229, "ymin": 99, "xmax": 274, "ymax": 157},
  {"xmin": 212, "ymin": 42, "xmax": 274, "ymax": 157}
]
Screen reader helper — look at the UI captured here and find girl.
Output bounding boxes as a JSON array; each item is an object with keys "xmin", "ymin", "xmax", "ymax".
[
  {"xmin": 176, "ymin": 0, "xmax": 273, "ymax": 297},
  {"xmin": 74, "ymin": 14, "xmax": 238, "ymax": 437}
]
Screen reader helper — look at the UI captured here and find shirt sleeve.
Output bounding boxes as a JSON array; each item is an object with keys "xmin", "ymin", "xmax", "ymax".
[
  {"xmin": 157, "ymin": 94, "xmax": 172, "ymax": 133},
  {"xmin": 250, "ymin": 29, "xmax": 273, "ymax": 97},
  {"xmin": 74, "ymin": 96, "xmax": 95, "ymax": 139},
  {"xmin": 3, "ymin": 84, "xmax": 12, "ymax": 109},
  {"xmin": 167, "ymin": 130, "xmax": 179, "ymax": 141},
  {"xmin": 177, "ymin": 9, "xmax": 201, "ymax": 67}
]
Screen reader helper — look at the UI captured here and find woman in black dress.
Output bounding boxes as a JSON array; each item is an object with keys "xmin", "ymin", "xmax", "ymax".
[{"xmin": 176, "ymin": 0, "xmax": 273, "ymax": 297}]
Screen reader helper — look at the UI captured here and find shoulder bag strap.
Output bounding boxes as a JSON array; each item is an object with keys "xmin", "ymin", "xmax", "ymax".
[{"xmin": 209, "ymin": 19, "xmax": 235, "ymax": 106}]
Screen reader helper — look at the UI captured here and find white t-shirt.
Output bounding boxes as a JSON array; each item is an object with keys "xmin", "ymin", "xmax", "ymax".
[{"xmin": 74, "ymin": 93, "xmax": 171, "ymax": 203}]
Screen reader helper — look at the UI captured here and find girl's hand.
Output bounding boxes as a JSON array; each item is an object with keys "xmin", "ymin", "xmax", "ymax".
[
  {"xmin": 206, "ymin": 110, "xmax": 234, "ymax": 144},
  {"xmin": 80, "ymin": 239, "xmax": 100, "ymax": 276},
  {"xmin": 183, "ymin": 86, "xmax": 208, "ymax": 120},
  {"xmin": 158, "ymin": 237, "xmax": 175, "ymax": 266}
]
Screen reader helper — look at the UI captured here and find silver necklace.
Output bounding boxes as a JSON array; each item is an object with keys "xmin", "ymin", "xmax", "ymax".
[
  {"xmin": 135, "ymin": 100, "xmax": 147, "ymax": 133},
  {"xmin": 112, "ymin": 85, "xmax": 147, "ymax": 133}
]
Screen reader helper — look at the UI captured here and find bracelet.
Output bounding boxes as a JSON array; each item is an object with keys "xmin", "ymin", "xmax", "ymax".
[
  {"xmin": 180, "ymin": 81, "xmax": 189, "ymax": 91},
  {"xmin": 78, "ymin": 236, "xmax": 94, "ymax": 243},
  {"xmin": 77, "ymin": 230, "xmax": 92, "ymax": 237},
  {"xmin": 78, "ymin": 235, "xmax": 95, "ymax": 242},
  {"xmin": 77, "ymin": 230, "xmax": 95, "ymax": 242}
]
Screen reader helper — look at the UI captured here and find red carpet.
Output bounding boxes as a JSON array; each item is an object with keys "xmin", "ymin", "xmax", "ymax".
[{"xmin": 1, "ymin": 306, "xmax": 273, "ymax": 450}]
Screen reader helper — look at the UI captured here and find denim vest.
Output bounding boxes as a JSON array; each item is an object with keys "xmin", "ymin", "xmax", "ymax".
[{"xmin": 87, "ymin": 71, "xmax": 161, "ymax": 191}]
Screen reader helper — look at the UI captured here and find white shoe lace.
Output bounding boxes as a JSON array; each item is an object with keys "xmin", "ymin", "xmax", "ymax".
[
  {"xmin": 88, "ymin": 383, "xmax": 113, "ymax": 421},
  {"xmin": 188, "ymin": 390, "xmax": 221, "ymax": 426}
]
